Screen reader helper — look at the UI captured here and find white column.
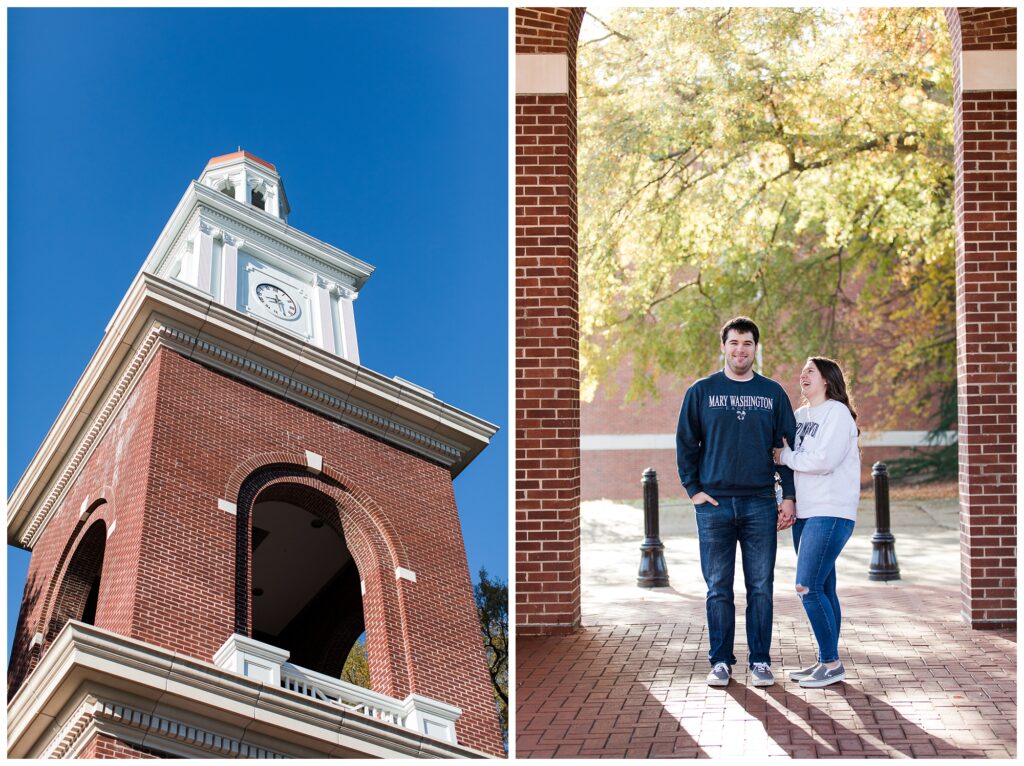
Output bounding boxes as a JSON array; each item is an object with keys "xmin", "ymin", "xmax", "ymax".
[
  {"xmin": 315, "ymin": 278, "xmax": 337, "ymax": 355},
  {"xmin": 222, "ymin": 237, "xmax": 240, "ymax": 311},
  {"xmin": 338, "ymin": 290, "xmax": 360, "ymax": 364},
  {"xmin": 193, "ymin": 225, "xmax": 217, "ymax": 295},
  {"xmin": 266, "ymin": 184, "xmax": 280, "ymax": 218},
  {"xmin": 235, "ymin": 172, "xmax": 248, "ymax": 204}
]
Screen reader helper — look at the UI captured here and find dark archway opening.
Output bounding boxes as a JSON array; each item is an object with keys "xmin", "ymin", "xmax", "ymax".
[
  {"xmin": 46, "ymin": 521, "xmax": 107, "ymax": 643},
  {"xmin": 249, "ymin": 484, "xmax": 366, "ymax": 680}
]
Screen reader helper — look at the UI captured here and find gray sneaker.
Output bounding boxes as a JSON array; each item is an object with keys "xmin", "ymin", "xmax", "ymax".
[
  {"xmin": 706, "ymin": 662, "xmax": 731, "ymax": 686},
  {"xmin": 789, "ymin": 662, "xmax": 821, "ymax": 682},
  {"xmin": 750, "ymin": 662, "xmax": 775, "ymax": 687},
  {"xmin": 798, "ymin": 662, "xmax": 846, "ymax": 688}
]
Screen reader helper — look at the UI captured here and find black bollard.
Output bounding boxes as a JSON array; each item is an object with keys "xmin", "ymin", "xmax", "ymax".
[
  {"xmin": 637, "ymin": 468, "xmax": 669, "ymax": 588},
  {"xmin": 868, "ymin": 462, "xmax": 901, "ymax": 581}
]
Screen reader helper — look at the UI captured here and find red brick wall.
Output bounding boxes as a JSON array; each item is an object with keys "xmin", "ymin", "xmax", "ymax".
[
  {"xmin": 958, "ymin": 7, "xmax": 1016, "ymax": 49},
  {"xmin": 945, "ymin": 8, "xmax": 1017, "ymax": 627},
  {"xmin": 8, "ymin": 356, "xmax": 160, "ymax": 695},
  {"xmin": 79, "ymin": 733, "xmax": 164, "ymax": 759},
  {"xmin": 10, "ymin": 347, "xmax": 503, "ymax": 755},
  {"xmin": 516, "ymin": 7, "xmax": 587, "ymax": 636},
  {"xmin": 516, "ymin": 7, "xmax": 582, "ymax": 52}
]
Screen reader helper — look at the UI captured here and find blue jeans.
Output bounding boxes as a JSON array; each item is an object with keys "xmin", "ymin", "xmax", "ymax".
[
  {"xmin": 695, "ymin": 494, "xmax": 777, "ymax": 668},
  {"xmin": 792, "ymin": 516, "xmax": 855, "ymax": 663}
]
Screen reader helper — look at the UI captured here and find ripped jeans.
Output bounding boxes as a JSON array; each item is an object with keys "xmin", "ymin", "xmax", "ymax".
[{"xmin": 792, "ymin": 516, "xmax": 855, "ymax": 663}]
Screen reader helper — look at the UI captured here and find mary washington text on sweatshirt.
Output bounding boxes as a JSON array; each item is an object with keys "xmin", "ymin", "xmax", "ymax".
[
  {"xmin": 676, "ymin": 371, "xmax": 796, "ymax": 499},
  {"xmin": 779, "ymin": 398, "xmax": 860, "ymax": 521}
]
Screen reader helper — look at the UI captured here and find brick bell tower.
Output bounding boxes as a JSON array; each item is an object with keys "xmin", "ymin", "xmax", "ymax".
[{"xmin": 7, "ymin": 152, "xmax": 504, "ymax": 758}]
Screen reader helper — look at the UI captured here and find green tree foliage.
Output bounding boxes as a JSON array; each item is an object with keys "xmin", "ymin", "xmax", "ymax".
[
  {"xmin": 341, "ymin": 636, "xmax": 372, "ymax": 689},
  {"xmin": 579, "ymin": 8, "xmax": 954, "ymax": 427},
  {"xmin": 475, "ymin": 568, "xmax": 508, "ymax": 746}
]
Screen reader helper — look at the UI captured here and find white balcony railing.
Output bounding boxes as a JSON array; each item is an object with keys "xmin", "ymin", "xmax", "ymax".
[
  {"xmin": 213, "ymin": 634, "xmax": 461, "ymax": 744},
  {"xmin": 280, "ymin": 662, "xmax": 406, "ymax": 726}
]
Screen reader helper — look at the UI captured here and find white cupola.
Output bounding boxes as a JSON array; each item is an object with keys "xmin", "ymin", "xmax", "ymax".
[
  {"xmin": 142, "ymin": 151, "xmax": 374, "ymax": 365},
  {"xmin": 199, "ymin": 150, "xmax": 291, "ymax": 222}
]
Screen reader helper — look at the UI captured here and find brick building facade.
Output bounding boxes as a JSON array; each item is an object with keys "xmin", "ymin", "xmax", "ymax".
[
  {"xmin": 8, "ymin": 154, "xmax": 504, "ymax": 757},
  {"xmin": 515, "ymin": 7, "xmax": 1016, "ymax": 634}
]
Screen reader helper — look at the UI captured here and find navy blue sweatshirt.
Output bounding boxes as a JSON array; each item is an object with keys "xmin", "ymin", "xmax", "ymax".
[{"xmin": 676, "ymin": 370, "xmax": 796, "ymax": 499}]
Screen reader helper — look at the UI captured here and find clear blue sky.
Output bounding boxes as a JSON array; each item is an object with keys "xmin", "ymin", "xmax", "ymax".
[{"xmin": 7, "ymin": 8, "xmax": 508, "ymax": 656}]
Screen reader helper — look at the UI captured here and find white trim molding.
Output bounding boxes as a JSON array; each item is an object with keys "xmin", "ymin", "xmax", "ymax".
[
  {"xmin": 516, "ymin": 53, "xmax": 569, "ymax": 94},
  {"xmin": 7, "ymin": 622, "xmax": 491, "ymax": 759},
  {"xmin": 44, "ymin": 698, "xmax": 288, "ymax": 759},
  {"xmin": 581, "ymin": 431, "xmax": 956, "ymax": 451},
  {"xmin": 962, "ymin": 50, "xmax": 1017, "ymax": 91}
]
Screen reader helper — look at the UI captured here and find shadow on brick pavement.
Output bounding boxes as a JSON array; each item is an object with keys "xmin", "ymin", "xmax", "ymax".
[{"xmin": 516, "ymin": 495, "xmax": 1016, "ymax": 758}]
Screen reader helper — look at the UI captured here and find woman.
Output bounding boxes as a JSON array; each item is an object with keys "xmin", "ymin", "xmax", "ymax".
[{"xmin": 778, "ymin": 356, "xmax": 860, "ymax": 688}]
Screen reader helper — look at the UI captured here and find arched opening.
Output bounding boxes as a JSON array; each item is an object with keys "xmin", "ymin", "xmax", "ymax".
[
  {"xmin": 219, "ymin": 180, "xmax": 236, "ymax": 199},
  {"xmin": 516, "ymin": 7, "xmax": 1016, "ymax": 634},
  {"xmin": 574, "ymin": 7, "xmax": 959, "ymax": 615},
  {"xmin": 46, "ymin": 521, "xmax": 106, "ymax": 643},
  {"xmin": 251, "ymin": 188, "xmax": 266, "ymax": 210},
  {"xmin": 249, "ymin": 483, "xmax": 366, "ymax": 681}
]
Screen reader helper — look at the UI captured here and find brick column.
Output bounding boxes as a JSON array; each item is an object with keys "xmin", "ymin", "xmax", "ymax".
[
  {"xmin": 946, "ymin": 8, "xmax": 1016, "ymax": 628},
  {"xmin": 515, "ymin": 8, "xmax": 586, "ymax": 635}
]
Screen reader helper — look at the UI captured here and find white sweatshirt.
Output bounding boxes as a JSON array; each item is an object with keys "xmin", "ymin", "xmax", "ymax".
[{"xmin": 778, "ymin": 398, "xmax": 860, "ymax": 521}]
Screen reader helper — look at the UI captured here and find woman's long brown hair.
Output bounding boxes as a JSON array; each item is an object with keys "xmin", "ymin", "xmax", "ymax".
[{"xmin": 808, "ymin": 356, "xmax": 859, "ymax": 434}]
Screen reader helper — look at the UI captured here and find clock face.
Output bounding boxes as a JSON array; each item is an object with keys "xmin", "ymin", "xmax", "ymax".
[{"xmin": 255, "ymin": 283, "xmax": 298, "ymax": 319}]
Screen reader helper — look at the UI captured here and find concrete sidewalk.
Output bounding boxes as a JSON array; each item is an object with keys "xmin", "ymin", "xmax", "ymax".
[{"xmin": 516, "ymin": 495, "xmax": 1017, "ymax": 758}]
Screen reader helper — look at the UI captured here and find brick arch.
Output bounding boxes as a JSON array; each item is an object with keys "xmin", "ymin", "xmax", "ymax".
[
  {"xmin": 35, "ymin": 499, "xmax": 113, "ymax": 642},
  {"xmin": 223, "ymin": 451, "xmax": 411, "ymax": 570},
  {"xmin": 515, "ymin": 7, "xmax": 1016, "ymax": 633},
  {"xmin": 43, "ymin": 517, "xmax": 108, "ymax": 644},
  {"xmin": 8, "ymin": 498, "xmax": 114, "ymax": 696},
  {"xmin": 234, "ymin": 466, "xmax": 413, "ymax": 698}
]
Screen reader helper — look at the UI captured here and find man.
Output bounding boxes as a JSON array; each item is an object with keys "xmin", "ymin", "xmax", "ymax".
[{"xmin": 676, "ymin": 316, "xmax": 796, "ymax": 687}]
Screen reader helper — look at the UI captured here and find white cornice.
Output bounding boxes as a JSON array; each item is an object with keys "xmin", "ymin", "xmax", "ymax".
[
  {"xmin": 47, "ymin": 698, "xmax": 289, "ymax": 759},
  {"xmin": 8, "ymin": 274, "xmax": 498, "ymax": 549},
  {"xmin": 8, "ymin": 622, "xmax": 491, "ymax": 759}
]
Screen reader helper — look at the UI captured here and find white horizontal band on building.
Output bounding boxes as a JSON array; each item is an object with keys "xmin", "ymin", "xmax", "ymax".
[
  {"xmin": 962, "ymin": 50, "xmax": 1016, "ymax": 91},
  {"xmin": 515, "ymin": 53, "xmax": 569, "ymax": 95},
  {"xmin": 580, "ymin": 431, "xmax": 956, "ymax": 451}
]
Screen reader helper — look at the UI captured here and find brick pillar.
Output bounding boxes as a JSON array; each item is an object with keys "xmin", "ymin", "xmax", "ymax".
[
  {"xmin": 946, "ymin": 8, "xmax": 1016, "ymax": 628},
  {"xmin": 515, "ymin": 8, "xmax": 586, "ymax": 635}
]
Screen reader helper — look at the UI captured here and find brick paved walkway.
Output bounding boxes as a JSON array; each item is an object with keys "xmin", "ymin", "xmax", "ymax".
[{"xmin": 515, "ymin": 498, "xmax": 1016, "ymax": 758}]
